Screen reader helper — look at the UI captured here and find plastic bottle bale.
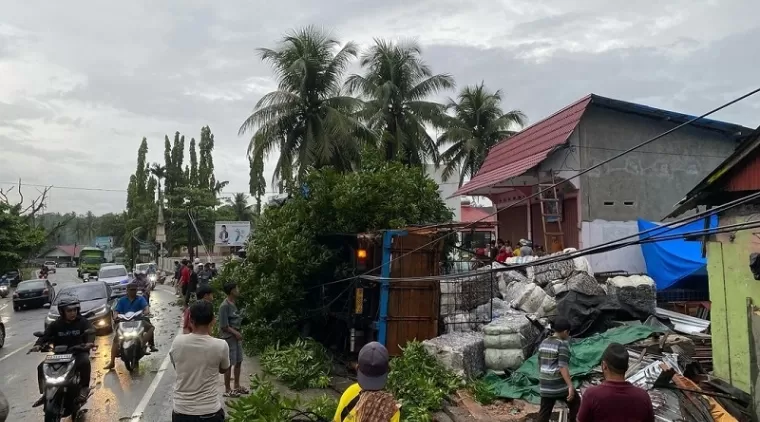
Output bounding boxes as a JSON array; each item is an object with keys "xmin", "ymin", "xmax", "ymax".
[
  {"xmin": 483, "ymin": 311, "xmax": 536, "ymax": 339},
  {"xmin": 484, "ymin": 332, "xmax": 525, "ymax": 349},
  {"xmin": 444, "ymin": 312, "xmax": 474, "ymax": 334},
  {"xmin": 472, "ymin": 298, "xmax": 511, "ymax": 324},
  {"xmin": 485, "ymin": 348, "xmax": 526, "ymax": 371},
  {"xmin": 513, "ymin": 283, "xmax": 549, "ymax": 314},
  {"xmin": 566, "ymin": 272, "xmax": 606, "ymax": 296},
  {"xmin": 530, "ymin": 254, "xmax": 575, "ymax": 286},
  {"xmin": 501, "ymin": 280, "xmax": 532, "ymax": 307},
  {"xmin": 440, "ymin": 279, "xmax": 462, "ymax": 316},
  {"xmin": 536, "ymin": 295, "xmax": 557, "ymax": 318},
  {"xmin": 606, "ymin": 275, "xmax": 656, "ymax": 316},
  {"xmin": 460, "ymin": 270, "xmax": 497, "ymax": 310},
  {"xmin": 422, "ymin": 332, "xmax": 486, "ymax": 378},
  {"xmin": 497, "ymin": 270, "xmax": 529, "ymax": 288}
]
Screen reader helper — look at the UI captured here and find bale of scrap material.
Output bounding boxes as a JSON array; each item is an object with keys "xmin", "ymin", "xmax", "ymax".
[
  {"xmin": 513, "ymin": 283, "xmax": 556, "ymax": 315},
  {"xmin": 458, "ymin": 265, "xmax": 499, "ymax": 310},
  {"xmin": 423, "ymin": 332, "xmax": 486, "ymax": 378},
  {"xmin": 526, "ymin": 251, "xmax": 576, "ymax": 286},
  {"xmin": 444, "ymin": 312, "xmax": 474, "ymax": 334},
  {"xmin": 497, "ymin": 270, "xmax": 530, "ymax": 296},
  {"xmin": 472, "ymin": 298, "xmax": 512, "ymax": 324},
  {"xmin": 606, "ymin": 275, "xmax": 656, "ymax": 316},
  {"xmin": 546, "ymin": 272, "xmax": 606, "ymax": 297},
  {"xmin": 482, "ymin": 311, "xmax": 539, "ymax": 371},
  {"xmin": 440, "ymin": 278, "xmax": 462, "ymax": 317}
]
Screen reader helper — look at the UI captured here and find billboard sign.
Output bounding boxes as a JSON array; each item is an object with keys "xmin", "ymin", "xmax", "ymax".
[
  {"xmin": 215, "ymin": 221, "xmax": 251, "ymax": 247},
  {"xmin": 94, "ymin": 236, "xmax": 114, "ymax": 249}
]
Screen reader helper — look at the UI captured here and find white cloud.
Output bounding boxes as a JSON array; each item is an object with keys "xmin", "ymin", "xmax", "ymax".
[{"xmin": 0, "ymin": 0, "xmax": 758, "ymax": 215}]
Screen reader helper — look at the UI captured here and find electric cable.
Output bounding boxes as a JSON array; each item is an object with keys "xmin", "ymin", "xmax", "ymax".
[{"xmin": 306, "ymin": 86, "xmax": 760, "ymax": 289}]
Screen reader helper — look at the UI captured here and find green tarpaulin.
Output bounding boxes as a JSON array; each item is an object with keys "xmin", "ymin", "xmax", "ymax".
[{"xmin": 485, "ymin": 325, "xmax": 658, "ymax": 404}]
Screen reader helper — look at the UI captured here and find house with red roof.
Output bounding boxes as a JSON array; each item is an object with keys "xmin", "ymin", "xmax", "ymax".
[
  {"xmin": 453, "ymin": 94, "xmax": 752, "ymax": 273},
  {"xmin": 40, "ymin": 244, "xmax": 82, "ymax": 260}
]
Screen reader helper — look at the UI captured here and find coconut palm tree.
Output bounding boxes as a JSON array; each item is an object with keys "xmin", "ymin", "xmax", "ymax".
[
  {"xmin": 346, "ymin": 39, "xmax": 454, "ymax": 165},
  {"xmin": 437, "ymin": 83, "xmax": 527, "ymax": 186},
  {"xmin": 226, "ymin": 193, "xmax": 253, "ymax": 221},
  {"xmin": 240, "ymin": 27, "xmax": 372, "ymax": 190}
]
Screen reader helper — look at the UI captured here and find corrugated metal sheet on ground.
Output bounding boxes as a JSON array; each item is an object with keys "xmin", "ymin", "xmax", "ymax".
[{"xmin": 656, "ymin": 307, "xmax": 710, "ymax": 334}]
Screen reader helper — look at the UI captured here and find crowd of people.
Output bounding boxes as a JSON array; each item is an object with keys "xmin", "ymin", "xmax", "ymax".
[{"xmin": 30, "ymin": 256, "xmax": 658, "ymax": 422}]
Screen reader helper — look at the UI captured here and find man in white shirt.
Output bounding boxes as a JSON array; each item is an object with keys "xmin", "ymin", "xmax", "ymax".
[{"xmin": 169, "ymin": 300, "xmax": 230, "ymax": 421}]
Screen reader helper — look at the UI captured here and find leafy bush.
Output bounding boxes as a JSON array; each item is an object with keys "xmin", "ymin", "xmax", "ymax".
[
  {"xmin": 233, "ymin": 163, "xmax": 452, "ymax": 353},
  {"xmin": 227, "ymin": 375, "xmax": 338, "ymax": 422},
  {"xmin": 259, "ymin": 338, "xmax": 332, "ymax": 390},
  {"xmin": 387, "ymin": 341, "xmax": 462, "ymax": 421},
  {"xmin": 467, "ymin": 378, "xmax": 497, "ymax": 405}
]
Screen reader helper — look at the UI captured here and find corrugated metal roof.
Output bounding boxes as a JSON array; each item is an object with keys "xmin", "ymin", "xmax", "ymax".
[
  {"xmin": 453, "ymin": 96, "xmax": 591, "ymax": 197},
  {"xmin": 453, "ymin": 94, "xmax": 751, "ymax": 198},
  {"xmin": 656, "ymin": 308, "xmax": 710, "ymax": 334}
]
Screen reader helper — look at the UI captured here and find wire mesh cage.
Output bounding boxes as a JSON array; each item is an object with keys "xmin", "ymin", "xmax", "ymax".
[{"xmin": 439, "ymin": 260, "xmax": 498, "ymax": 333}]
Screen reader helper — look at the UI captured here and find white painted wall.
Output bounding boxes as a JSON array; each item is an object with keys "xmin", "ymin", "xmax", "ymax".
[
  {"xmin": 581, "ymin": 219, "xmax": 647, "ymax": 274},
  {"xmin": 424, "ymin": 164, "xmax": 461, "ymax": 221}
]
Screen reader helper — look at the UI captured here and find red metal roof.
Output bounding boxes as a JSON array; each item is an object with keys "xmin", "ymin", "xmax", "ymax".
[{"xmin": 453, "ymin": 95, "xmax": 592, "ymax": 197}]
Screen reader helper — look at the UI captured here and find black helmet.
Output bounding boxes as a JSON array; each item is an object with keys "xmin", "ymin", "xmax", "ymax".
[{"xmin": 57, "ymin": 296, "xmax": 81, "ymax": 316}]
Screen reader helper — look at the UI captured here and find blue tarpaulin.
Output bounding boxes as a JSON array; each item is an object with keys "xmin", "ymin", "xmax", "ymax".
[{"xmin": 637, "ymin": 215, "xmax": 717, "ymax": 290}]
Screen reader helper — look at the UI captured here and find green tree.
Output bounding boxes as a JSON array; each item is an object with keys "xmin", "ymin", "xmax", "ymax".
[
  {"xmin": 0, "ymin": 202, "xmax": 46, "ymax": 270},
  {"xmin": 437, "ymin": 83, "xmax": 526, "ymax": 186},
  {"xmin": 240, "ymin": 27, "xmax": 372, "ymax": 192},
  {"xmin": 225, "ymin": 193, "xmax": 253, "ymax": 221},
  {"xmin": 346, "ymin": 39, "xmax": 454, "ymax": 164},
  {"xmin": 224, "ymin": 160, "xmax": 452, "ymax": 352}
]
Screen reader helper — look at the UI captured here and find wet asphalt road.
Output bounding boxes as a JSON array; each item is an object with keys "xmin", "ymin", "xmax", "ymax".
[{"xmin": 0, "ymin": 268, "xmax": 185, "ymax": 421}]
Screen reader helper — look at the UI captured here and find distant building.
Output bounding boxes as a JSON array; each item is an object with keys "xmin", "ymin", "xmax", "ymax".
[
  {"xmin": 40, "ymin": 244, "xmax": 82, "ymax": 260},
  {"xmin": 454, "ymin": 94, "xmax": 752, "ymax": 273},
  {"xmin": 424, "ymin": 164, "xmax": 461, "ymax": 222}
]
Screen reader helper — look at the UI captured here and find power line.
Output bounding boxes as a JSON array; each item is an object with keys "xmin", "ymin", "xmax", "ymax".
[{"xmin": 309, "ymin": 85, "xmax": 760, "ymax": 289}]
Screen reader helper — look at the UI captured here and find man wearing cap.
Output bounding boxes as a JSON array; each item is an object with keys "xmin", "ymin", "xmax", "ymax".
[{"xmin": 334, "ymin": 342, "xmax": 400, "ymax": 422}]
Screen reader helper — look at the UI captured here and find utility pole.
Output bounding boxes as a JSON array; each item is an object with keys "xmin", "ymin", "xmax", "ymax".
[
  {"xmin": 155, "ymin": 185, "xmax": 166, "ymax": 268},
  {"xmin": 187, "ymin": 209, "xmax": 194, "ymax": 262}
]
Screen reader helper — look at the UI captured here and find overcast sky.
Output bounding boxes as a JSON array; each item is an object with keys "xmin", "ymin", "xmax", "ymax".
[{"xmin": 1, "ymin": 0, "xmax": 758, "ymax": 215}]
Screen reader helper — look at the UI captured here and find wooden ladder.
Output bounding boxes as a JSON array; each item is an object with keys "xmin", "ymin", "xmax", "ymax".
[{"xmin": 538, "ymin": 175, "xmax": 564, "ymax": 253}]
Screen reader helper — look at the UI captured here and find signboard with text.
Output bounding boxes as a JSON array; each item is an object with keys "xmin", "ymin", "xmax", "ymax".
[{"xmin": 215, "ymin": 221, "xmax": 251, "ymax": 247}]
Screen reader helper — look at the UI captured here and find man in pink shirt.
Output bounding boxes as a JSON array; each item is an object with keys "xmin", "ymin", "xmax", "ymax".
[{"xmin": 578, "ymin": 343, "xmax": 654, "ymax": 422}]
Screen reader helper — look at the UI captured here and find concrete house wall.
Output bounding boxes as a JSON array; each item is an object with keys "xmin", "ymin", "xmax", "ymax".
[
  {"xmin": 578, "ymin": 106, "xmax": 737, "ymax": 222},
  {"xmin": 576, "ymin": 106, "xmax": 738, "ymax": 273}
]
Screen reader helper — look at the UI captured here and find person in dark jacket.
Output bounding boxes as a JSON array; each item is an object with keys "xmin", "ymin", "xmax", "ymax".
[{"xmin": 30, "ymin": 297, "xmax": 95, "ymax": 406}]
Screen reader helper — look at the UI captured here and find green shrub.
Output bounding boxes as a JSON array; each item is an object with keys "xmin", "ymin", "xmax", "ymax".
[
  {"xmin": 260, "ymin": 338, "xmax": 332, "ymax": 390},
  {"xmin": 467, "ymin": 378, "xmax": 497, "ymax": 405},
  {"xmin": 226, "ymin": 375, "xmax": 337, "ymax": 422},
  {"xmin": 387, "ymin": 341, "xmax": 462, "ymax": 421}
]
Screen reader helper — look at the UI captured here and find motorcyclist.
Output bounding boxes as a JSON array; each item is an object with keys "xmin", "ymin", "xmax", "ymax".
[
  {"xmin": 30, "ymin": 297, "xmax": 95, "ymax": 407},
  {"xmin": 39, "ymin": 264, "xmax": 49, "ymax": 278},
  {"xmin": 105, "ymin": 282, "xmax": 157, "ymax": 370},
  {"xmin": 134, "ymin": 272, "xmax": 153, "ymax": 304}
]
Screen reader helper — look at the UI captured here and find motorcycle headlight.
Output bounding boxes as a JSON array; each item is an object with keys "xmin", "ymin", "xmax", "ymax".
[
  {"xmin": 43, "ymin": 361, "xmax": 75, "ymax": 385},
  {"xmin": 120, "ymin": 331, "xmax": 140, "ymax": 339}
]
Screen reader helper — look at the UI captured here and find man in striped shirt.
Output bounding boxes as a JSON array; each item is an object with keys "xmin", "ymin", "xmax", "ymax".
[{"xmin": 537, "ymin": 318, "xmax": 579, "ymax": 422}]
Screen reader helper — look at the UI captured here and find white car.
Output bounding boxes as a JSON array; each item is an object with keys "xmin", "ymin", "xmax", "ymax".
[
  {"xmin": 98, "ymin": 265, "xmax": 130, "ymax": 298},
  {"xmin": 44, "ymin": 261, "xmax": 57, "ymax": 273}
]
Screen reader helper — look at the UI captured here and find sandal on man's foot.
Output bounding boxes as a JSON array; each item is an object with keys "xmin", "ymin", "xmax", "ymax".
[
  {"xmin": 223, "ymin": 390, "xmax": 240, "ymax": 398},
  {"xmin": 234, "ymin": 387, "xmax": 250, "ymax": 395},
  {"xmin": 104, "ymin": 363, "xmax": 115, "ymax": 371}
]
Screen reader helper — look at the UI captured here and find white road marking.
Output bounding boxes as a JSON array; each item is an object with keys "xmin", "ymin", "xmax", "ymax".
[
  {"xmin": 0, "ymin": 340, "xmax": 35, "ymax": 363},
  {"xmin": 129, "ymin": 327, "xmax": 182, "ymax": 421},
  {"xmin": 0, "ymin": 303, "xmax": 7, "ymax": 312}
]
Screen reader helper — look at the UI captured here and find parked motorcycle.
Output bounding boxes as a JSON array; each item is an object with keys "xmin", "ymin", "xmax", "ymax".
[
  {"xmin": 115, "ymin": 311, "xmax": 148, "ymax": 372},
  {"xmin": 30, "ymin": 330, "xmax": 96, "ymax": 422}
]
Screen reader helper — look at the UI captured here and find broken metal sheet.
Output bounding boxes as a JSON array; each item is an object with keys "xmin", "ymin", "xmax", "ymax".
[
  {"xmin": 656, "ymin": 308, "xmax": 710, "ymax": 334},
  {"xmin": 626, "ymin": 357, "xmax": 686, "ymax": 422}
]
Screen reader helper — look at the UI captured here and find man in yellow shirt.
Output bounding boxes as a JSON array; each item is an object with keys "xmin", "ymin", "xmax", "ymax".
[{"xmin": 334, "ymin": 342, "xmax": 401, "ymax": 422}]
